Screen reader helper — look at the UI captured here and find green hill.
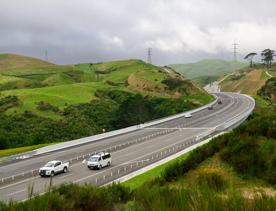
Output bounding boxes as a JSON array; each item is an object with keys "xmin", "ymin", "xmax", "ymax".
[
  {"xmin": 170, "ymin": 59, "xmax": 247, "ymax": 86},
  {"xmin": 0, "ymin": 55, "xmax": 210, "ymax": 118}
]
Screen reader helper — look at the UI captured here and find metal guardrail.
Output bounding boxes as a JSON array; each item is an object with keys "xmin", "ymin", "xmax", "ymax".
[{"xmin": 0, "ymin": 94, "xmax": 255, "ymax": 187}]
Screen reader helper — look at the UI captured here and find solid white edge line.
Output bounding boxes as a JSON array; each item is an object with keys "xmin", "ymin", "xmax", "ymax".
[{"xmin": 7, "ymin": 189, "xmax": 26, "ymax": 196}]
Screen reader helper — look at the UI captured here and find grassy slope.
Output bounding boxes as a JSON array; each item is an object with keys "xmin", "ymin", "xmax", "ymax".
[{"xmin": 170, "ymin": 59, "xmax": 247, "ymax": 79}]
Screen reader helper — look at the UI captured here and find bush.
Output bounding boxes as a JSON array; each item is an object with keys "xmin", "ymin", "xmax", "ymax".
[
  {"xmin": 258, "ymin": 77, "xmax": 276, "ymax": 103},
  {"xmin": 36, "ymin": 101, "xmax": 60, "ymax": 113},
  {"xmin": 0, "ymin": 95, "xmax": 20, "ymax": 112}
]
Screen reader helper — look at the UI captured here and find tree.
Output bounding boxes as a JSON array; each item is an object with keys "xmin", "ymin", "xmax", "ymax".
[
  {"xmin": 244, "ymin": 52, "xmax": 257, "ymax": 67},
  {"xmin": 261, "ymin": 49, "xmax": 275, "ymax": 69}
]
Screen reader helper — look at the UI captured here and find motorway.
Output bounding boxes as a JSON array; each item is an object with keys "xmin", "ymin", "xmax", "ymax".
[{"xmin": 0, "ymin": 92, "xmax": 255, "ymax": 202}]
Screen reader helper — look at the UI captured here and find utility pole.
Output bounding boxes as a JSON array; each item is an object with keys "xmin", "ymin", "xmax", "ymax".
[
  {"xmin": 45, "ymin": 50, "xmax": 48, "ymax": 62},
  {"xmin": 147, "ymin": 48, "xmax": 152, "ymax": 64},
  {"xmin": 232, "ymin": 41, "xmax": 238, "ymax": 61}
]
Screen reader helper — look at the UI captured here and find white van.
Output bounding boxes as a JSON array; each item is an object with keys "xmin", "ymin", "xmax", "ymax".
[
  {"xmin": 184, "ymin": 113, "xmax": 192, "ymax": 118},
  {"xmin": 87, "ymin": 152, "xmax": 111, "ymax": 169}
]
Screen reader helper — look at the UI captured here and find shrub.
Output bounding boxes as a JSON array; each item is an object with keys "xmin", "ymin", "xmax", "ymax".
[
  {"xmin": 36, "ymin": 101, "xmax": 60, "ymax": 113},
  {"xmin": 0, "ymin": 95, "xmax": 20, "ymax": 112}
]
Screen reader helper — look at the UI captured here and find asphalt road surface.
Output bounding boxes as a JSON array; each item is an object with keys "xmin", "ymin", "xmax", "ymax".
[{"xmin": 0, "ymin": 92, "xmax": 255, "ymax": 202}]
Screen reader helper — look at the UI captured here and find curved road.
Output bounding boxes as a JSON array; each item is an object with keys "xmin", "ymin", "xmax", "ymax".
[{"xmin": 0, "ymin": 92, "xmax": 254, "ymax": 202}]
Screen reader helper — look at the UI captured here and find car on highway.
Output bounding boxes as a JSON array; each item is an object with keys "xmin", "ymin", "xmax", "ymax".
[
  {"xmin": 208, "ymin": 105, "xmax": 213, "ymax": 110},
  {"xmin": 218, "ymin": 98, "xmax": 222, "ymax": 104},
  {"xmin": 184, "ymin": 113, "xmax": 192, "ymax": 118},
  {"xmin": 86, "ymin": 152, "xmax": 111, "ymax": 169},
  {"xmin": 39, "ymin": 160, "xmax": 69, "ymax": 177}
]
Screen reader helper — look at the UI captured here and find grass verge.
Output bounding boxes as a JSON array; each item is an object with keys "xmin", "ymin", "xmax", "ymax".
[
  {"xmin": 123, "ymin": 152, "xmax": 190, "ymax": 190},
  {"xmin": 0, "ymin": 143, "xmax": 57, "ymax": 158}
]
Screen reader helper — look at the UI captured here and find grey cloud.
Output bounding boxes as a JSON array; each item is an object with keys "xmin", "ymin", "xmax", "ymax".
[{"xmin": 0, "ymin": 0, "xmax": 276, "ymax": 65}]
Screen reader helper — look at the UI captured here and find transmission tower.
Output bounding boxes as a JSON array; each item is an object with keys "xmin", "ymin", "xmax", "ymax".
[
  {"xmin": 45, "ymin": 50, "xmax": 48, "ymax": 62},
  {"xmin": 147, "ymin": 48, "xmax": 152, "ymax": 64},
  {"xmin": 232, "ymin": 41, "xmax": 238, "ymax": 61}
]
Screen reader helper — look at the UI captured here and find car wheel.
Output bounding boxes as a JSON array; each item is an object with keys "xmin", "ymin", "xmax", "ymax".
[
  {"xmin": 63, "ymin": 167, "xmax": 67, "ymax": 173},
  {"xmin": 98, "ymin": 165, "xmax": 102, "ymax": 169},
  {"xmin": 107, "ymin": 162, "xmax": 110, "ymax": 166},
  {"xmin": 51, "ymin": 171, "xmax": 55, "ymax": 177}
]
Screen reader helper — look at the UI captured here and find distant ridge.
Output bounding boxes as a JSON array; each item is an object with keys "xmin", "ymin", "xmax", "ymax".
[
  {"xmin": 169, "ymin": 59, "xmax": 247, "ymax": 79},
  {"xmin": 0, "ymin": 53, "xmax": 52, "ymax": 71}
]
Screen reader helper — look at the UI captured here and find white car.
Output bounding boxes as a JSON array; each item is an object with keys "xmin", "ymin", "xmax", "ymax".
[
  {"xmin": 184, "ymin": 113, "xmax": 192, "ymax": 118},
  {"xmin": 39, "ymin": 160, "xmax": 69, "ymax": 177},
  {"xmin": 86, "ymin": 152, "xmax": 111, "ymax": 169}
]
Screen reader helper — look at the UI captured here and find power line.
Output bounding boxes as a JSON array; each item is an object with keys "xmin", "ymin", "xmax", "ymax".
[
  {"xmin": 147, "ymin": 48, "xmax": 152, "ymax": 64},
  {"xmin": 232, "ymin": 41, "xmax": 238, "ymax": 61}
]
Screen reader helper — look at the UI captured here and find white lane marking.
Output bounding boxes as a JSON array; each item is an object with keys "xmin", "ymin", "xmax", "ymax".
[
  {"xmin": 0, "ymin": 176, "xmax": 39, "ymax": 190},
  {"xmin": 8, "ymin": 189, "xmax": 26, "ymax": 196},
  {"xmin": 59, "ymin": 173, "xmax": 73, "ymax": 179},
  {"xmin": 144, "ymin": 127, "xmax": 213, "ymax": 130}
]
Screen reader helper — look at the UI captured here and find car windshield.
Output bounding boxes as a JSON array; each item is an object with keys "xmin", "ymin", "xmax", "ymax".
[
  {"xmin": 45, "ymin": 163, "xmax": 55, "ymax": 167},
  {"xmin": 89, "ymin": 157, "xmax": 99, "ymax": 162}
]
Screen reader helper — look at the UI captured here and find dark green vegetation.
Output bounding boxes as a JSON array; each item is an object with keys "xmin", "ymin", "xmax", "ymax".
[
  {"xmin": 170, "ymin": 59, "xmax": 247, "ymax": 86},
  {"xmin": 258, "ymin": 77, "xmax": 276, "ymax": 104},
  {"xmin": 244, "ymin": 52, "xmax": 257, "ymax": 68},
  {"xmin": 261, "ymin": 49, "xmax": 275, "ymax": 69},
  {"xmin": 0, "ymin": 96, "xmax": 19, "ymax": 112},
  {"xmin": 0, "ymin": 54, "xmax": 212, "ymax": 150},
  {"xmin": 1, "ymin": 105, "xmax": 275, "ymax": 210}
]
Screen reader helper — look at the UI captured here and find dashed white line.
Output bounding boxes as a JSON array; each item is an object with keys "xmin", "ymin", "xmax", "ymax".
[
  {"xmin": 8, "ymin": 189, "xmax": 26, "ymax": 196},
  {"xmin": 59, "ymin": 173, "xmax": 73, "ymax": 179}
]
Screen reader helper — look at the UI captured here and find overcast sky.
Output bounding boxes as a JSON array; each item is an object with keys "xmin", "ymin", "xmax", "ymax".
[{"xmin": 0, "ymin": 0, "xmax": 276, "ymax": 65}]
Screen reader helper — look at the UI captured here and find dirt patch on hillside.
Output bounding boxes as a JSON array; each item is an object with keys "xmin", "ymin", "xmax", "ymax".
[
  {"xmin": 127, "ymin": 74, "xmax": 169, "ymax": 96},
  {"xmin": 221, "ymin": 69, "xmax": 266, "ymax": 95},
  {"xmin": 247, "ymin": 69, "xmax": 262, "ymax": 81}
]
